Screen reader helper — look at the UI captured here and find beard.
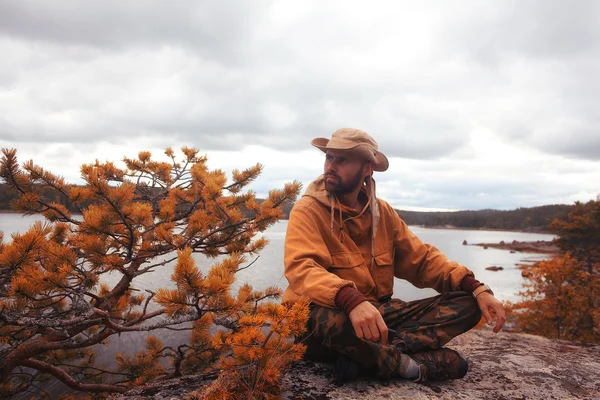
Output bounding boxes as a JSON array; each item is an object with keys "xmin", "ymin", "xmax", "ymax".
[{"xmin": 324, "ymin": 169, "xmax": 365, "ymax": 195}]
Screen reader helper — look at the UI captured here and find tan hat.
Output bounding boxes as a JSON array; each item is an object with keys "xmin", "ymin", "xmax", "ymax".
[{"xmin": 311, "ymin": 128, "xmax": 389, "ymax": 172}]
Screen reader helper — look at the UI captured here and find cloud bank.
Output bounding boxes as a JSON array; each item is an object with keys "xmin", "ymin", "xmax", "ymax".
[{"xmin": 1, "ymin": 0, "xmax": 598, "ymax": 210}]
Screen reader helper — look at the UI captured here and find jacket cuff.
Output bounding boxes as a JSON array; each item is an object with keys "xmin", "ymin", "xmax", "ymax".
[
  {"xmin": 335, "ymin": 286, "xmax": 367, "ymax": 315},
  {"xmin": 460, "ymin": 275, "xmax": 482, "ymax": 293}
]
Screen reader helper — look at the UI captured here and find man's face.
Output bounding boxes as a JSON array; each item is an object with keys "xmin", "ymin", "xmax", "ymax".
[{"xmin": 324, "ymin": 150, "xmax": 370, "ymax": 194}]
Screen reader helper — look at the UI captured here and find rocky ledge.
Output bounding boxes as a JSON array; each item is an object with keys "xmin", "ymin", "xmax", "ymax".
[
  {"xmin": 473, "ymin": 240, "xmax": 558, "ymax": 254},
  {"xmin": 110, "ymin": 328, "xmax": 599, "ymax": 400}
]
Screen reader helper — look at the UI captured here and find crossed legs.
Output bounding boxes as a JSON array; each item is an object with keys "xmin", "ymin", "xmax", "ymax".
[{"xmin": 301, "ymin": 291, "xmax": 482, "ymax": 378}]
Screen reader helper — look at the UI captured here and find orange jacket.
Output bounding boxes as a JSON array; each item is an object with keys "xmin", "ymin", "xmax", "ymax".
[{"xmin": 283, "ymin": 176, "xmax": 474, "ymax": 307}]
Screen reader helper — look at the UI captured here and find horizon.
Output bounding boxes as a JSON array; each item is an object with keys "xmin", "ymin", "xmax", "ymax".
[
  {"xmin": 1, "ymin": 1, "xmax": 599, "ymax": 211},
  {"xmin": 0, "ymin": 181, "xmax": 578, "ymax": 214}
]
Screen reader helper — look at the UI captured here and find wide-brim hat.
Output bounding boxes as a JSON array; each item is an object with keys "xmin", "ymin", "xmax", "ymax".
[{"xmin": 311, "ymin": 128, "xmax": 389, "ymax": 172}]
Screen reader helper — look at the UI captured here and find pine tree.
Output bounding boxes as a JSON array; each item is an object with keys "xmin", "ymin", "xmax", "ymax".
[
  {"xmin": 0, "ymin": 147, "xmax": 306, "ymax": 398},
  {"xmin": 550, "ymin": 198, "xmax": 600, "ymax": 273},
  {"xmin": 509, "ymin": 197, "xmax": 600, "ymax": 344}
]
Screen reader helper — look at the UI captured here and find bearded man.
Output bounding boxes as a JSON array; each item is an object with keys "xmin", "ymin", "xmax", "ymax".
[{"xmin": 283, "ymin": 128, "xmax": 505, "ymax": 382}]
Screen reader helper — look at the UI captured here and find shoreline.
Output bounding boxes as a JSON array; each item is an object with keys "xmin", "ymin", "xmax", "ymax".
[
  {"xmin": 472, "ymin": 240, "xmax": 558, "ymax": 254},
  {"xmin": 0, "ymin": 212, "xmax": 555, "ymax": 236},
  {"xmin": 413, "ymin": 224, "xmax": 552, "ymax": 234}
]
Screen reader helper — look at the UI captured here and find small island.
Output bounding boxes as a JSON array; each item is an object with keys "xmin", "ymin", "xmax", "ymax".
[{"xmin": 473, "ymin": 240, "xmax": 557, "ymax": 254}]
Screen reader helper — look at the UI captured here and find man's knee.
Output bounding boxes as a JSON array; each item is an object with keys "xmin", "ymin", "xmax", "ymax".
[
  {"xmin": 458, "ymin": 291, "xmax": 483, "ymax": 328},
  {"xmin": 439, "ymin": 291, "xmax": 483, "ymax": 328},
  {"xmin": 309, "ymin": 305, "xmax": 354, "ymax": 339}
]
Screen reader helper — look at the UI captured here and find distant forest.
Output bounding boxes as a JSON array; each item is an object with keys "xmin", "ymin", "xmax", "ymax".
[
  {"xmin": 0, "ymin": 183, "xmax": 75, "ymax": 211},
  {"xmin": 396, "ymin": 205, "xmax": 574, "ymax": 232},
  {"xmin": 0, "ymin": 184, "xmax": 571, "ymax": 232}
]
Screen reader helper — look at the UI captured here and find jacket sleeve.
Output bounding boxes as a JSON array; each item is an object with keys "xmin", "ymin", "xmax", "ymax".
[
  {"xmin": 392, "ymin": 211, "xmax": 474, "ymax": 292},
  {"xmin": 284, "ymin": 204, "xmax": 357, "ymax": 308}
]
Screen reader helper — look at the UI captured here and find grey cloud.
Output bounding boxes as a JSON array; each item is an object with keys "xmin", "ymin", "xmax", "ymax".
[
  {"xmin": 532, "ymin": 127, "xmax": 600, "ymax": 160},
  {"xmin": 2, "ymin": 1, "xmax": 600, "ymax": 211},
  {"xmin": 434, "ymin": 1, "xmax": 600, "ymax": 161},
  {"xmin": 444, "ymin": 1, "xmax": 600, "ymax": 63},
  {"xmin": 375, "ymin": 121, "xmax": 468, "ymax": 160},
  {"xmin": 494, "ymin": 111, "xmax": 600, "ymax": 161},
  {"xmin": 382, "ymin": 175, "xmax": 582, "ymax": 211},
  {"xmin": 0, "ymin": 1, "xmax": 268, "ymax": 62},
  {"xmin": 0, "ymin": 1, "xmax": 473, "ymax": 160},
  {"xmin": 0, "ymin": 53, "xmax": 468, "ymax": 159}
]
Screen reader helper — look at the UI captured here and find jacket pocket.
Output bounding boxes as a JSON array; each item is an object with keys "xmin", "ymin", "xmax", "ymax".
[
  {"xmin": 329, "ymin": 252, "xmax": 374, "ymax": 295},
  {"xmin": 374, "ymin": 247, "xmax": 395, "ymax": 298}
]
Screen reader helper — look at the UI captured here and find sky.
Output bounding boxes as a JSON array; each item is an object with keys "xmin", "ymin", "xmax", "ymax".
[{"xmin": 1, "ymin": 0, "xmax": 599, "ymax": 211}]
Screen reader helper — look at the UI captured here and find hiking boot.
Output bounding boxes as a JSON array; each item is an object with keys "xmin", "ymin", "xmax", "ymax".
[
  {"xmin": 333, "ymin": 354, "xmax": 360, "ymax": 383},
  {"xmin": 410, "ymin": 348, "xmax": 468, "ymax": 382}
]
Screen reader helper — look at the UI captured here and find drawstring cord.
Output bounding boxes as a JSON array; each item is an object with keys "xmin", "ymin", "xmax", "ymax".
[
  {"xmin": 329, "ymin": 194, "xmax": 335, "ymax": 234},
  {"xmin": 326, "ymin": 176, "xmax": 381, "ymax": 263},
  {"xmin": 329, "ymin": 194, "xmax": 345, "ymax": 243},
  {"xmin": 368, "ymin": 175, "xmax": 380, "ymax": 264},
  {"xmin": 338, "ymin": 196, "xmax": 344, "ymax": 242}
]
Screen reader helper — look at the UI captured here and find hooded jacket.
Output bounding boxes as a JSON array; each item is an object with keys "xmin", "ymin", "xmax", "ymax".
[{"xmin": 282, "ymin": 175, "xmax": 474, "ymax": 307}]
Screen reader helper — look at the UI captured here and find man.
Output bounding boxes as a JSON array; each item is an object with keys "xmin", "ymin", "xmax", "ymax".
[{"xmin": 283, "ymin": 128, "xmax": 505, "ymax": 383}]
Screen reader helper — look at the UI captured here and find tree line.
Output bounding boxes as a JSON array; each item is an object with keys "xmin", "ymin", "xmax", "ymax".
[
  {"xmin": 396, "ymin": 205, "xmax": 574, "ymax": 232},
  {"xmin": 1, "ymin": 183, "xmax": 572, "ymax": 232}
]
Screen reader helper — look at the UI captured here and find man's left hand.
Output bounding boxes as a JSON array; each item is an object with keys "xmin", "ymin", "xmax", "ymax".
[{"xmin": 476, "ymin": 292, "xmax": 505, "ymax": 333}]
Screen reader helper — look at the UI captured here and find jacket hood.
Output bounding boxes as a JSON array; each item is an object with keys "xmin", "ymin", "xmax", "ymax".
[
  {"xmin": 303, "ymin": 175, "xmax": 337, "ymax": 208},
  {"xmin": 303, "ymin": 175, "xmax": 381, "ymax": 250}
]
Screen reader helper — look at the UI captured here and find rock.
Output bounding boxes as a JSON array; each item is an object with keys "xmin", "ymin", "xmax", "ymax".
[
  {"xmin": 281, "ymin": 329, "xmax": 600, "ymax": 399},
  {"xmin": 473, "ymin": 241, "xmax": 557, "ymax": 254},
  {"xmin": 462, "ymin": 240, "xmax": 468, "ymax": 245},
  {"xmin": 510, "ymin": 250, "xmax": 516, "ymax": 253},
  {"xmin": 483, "ymin": 246, "xmax": 488, "ymax": 249},
  {"xmin": 108, "ymin": 374, "xmax": 215, "ymax": 399},
  {"xmin": 485, "ymin": 266, "xmax": 504, "ymax": 271},
  {"xmin": 109, "ymin": 329, "xmax": 600, "ymax": 400}
]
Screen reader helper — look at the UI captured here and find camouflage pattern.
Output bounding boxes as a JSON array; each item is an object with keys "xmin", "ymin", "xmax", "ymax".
[{"xmin": 299, "ymin": 291, "xmax": 482, "ymax": 378}]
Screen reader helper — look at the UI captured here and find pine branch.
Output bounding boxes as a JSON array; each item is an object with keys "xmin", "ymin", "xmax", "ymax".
[{"xmin": 21, "ymin": 359, "xmax": 129, "ymax": 393}]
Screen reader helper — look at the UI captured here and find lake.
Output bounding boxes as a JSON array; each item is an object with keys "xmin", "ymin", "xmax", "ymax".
[
  {"xmin": 1, "ymin": 212, "xmax": 555, "ymax": 395},
  {"xmin": 0, "ymin": 213, "xmax": 555, "ymax": 304}
]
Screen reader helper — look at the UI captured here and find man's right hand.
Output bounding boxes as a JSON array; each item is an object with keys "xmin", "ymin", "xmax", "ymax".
[{"xmin": 348, "ymin": 301, "xmax": 388, "ymax": 343}]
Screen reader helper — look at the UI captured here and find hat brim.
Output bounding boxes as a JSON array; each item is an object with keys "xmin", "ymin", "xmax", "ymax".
[{"xmin": 311, "ymin": 138, "xmax": 389, "ymax": 172}]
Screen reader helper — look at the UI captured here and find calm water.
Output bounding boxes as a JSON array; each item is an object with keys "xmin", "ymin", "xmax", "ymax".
[
  {"xmin": 0, "ymin": 213, "xmax": 554, "ymax": 304},
  {"xmin": 1, "ymin": 213, "xmax": 554, "ymax": 394}
]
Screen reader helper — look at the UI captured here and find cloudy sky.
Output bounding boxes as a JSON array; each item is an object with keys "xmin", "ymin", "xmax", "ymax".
[{"xmin": 1, "ymin": 0, "xmax": 599, "ymax": 211}]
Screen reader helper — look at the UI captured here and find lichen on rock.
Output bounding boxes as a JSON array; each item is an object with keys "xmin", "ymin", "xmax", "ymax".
[{"xmin": 109, "ymin": 328, "xmax": 600, "ymax": 400}]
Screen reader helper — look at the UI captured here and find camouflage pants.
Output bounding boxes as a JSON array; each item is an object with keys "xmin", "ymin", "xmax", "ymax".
[{"xmin": 301, "ymin": 291, "xmax": 482, "ymax": 378}]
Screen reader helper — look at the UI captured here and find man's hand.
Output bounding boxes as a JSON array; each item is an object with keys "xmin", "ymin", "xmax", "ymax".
[
  {"xmin": 476, "ymin": 292, "xmax": 506, "ymax": 333},
  {"xmin": 348, "ymin": 301, "xmax": 388, "ymax": 343}
]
